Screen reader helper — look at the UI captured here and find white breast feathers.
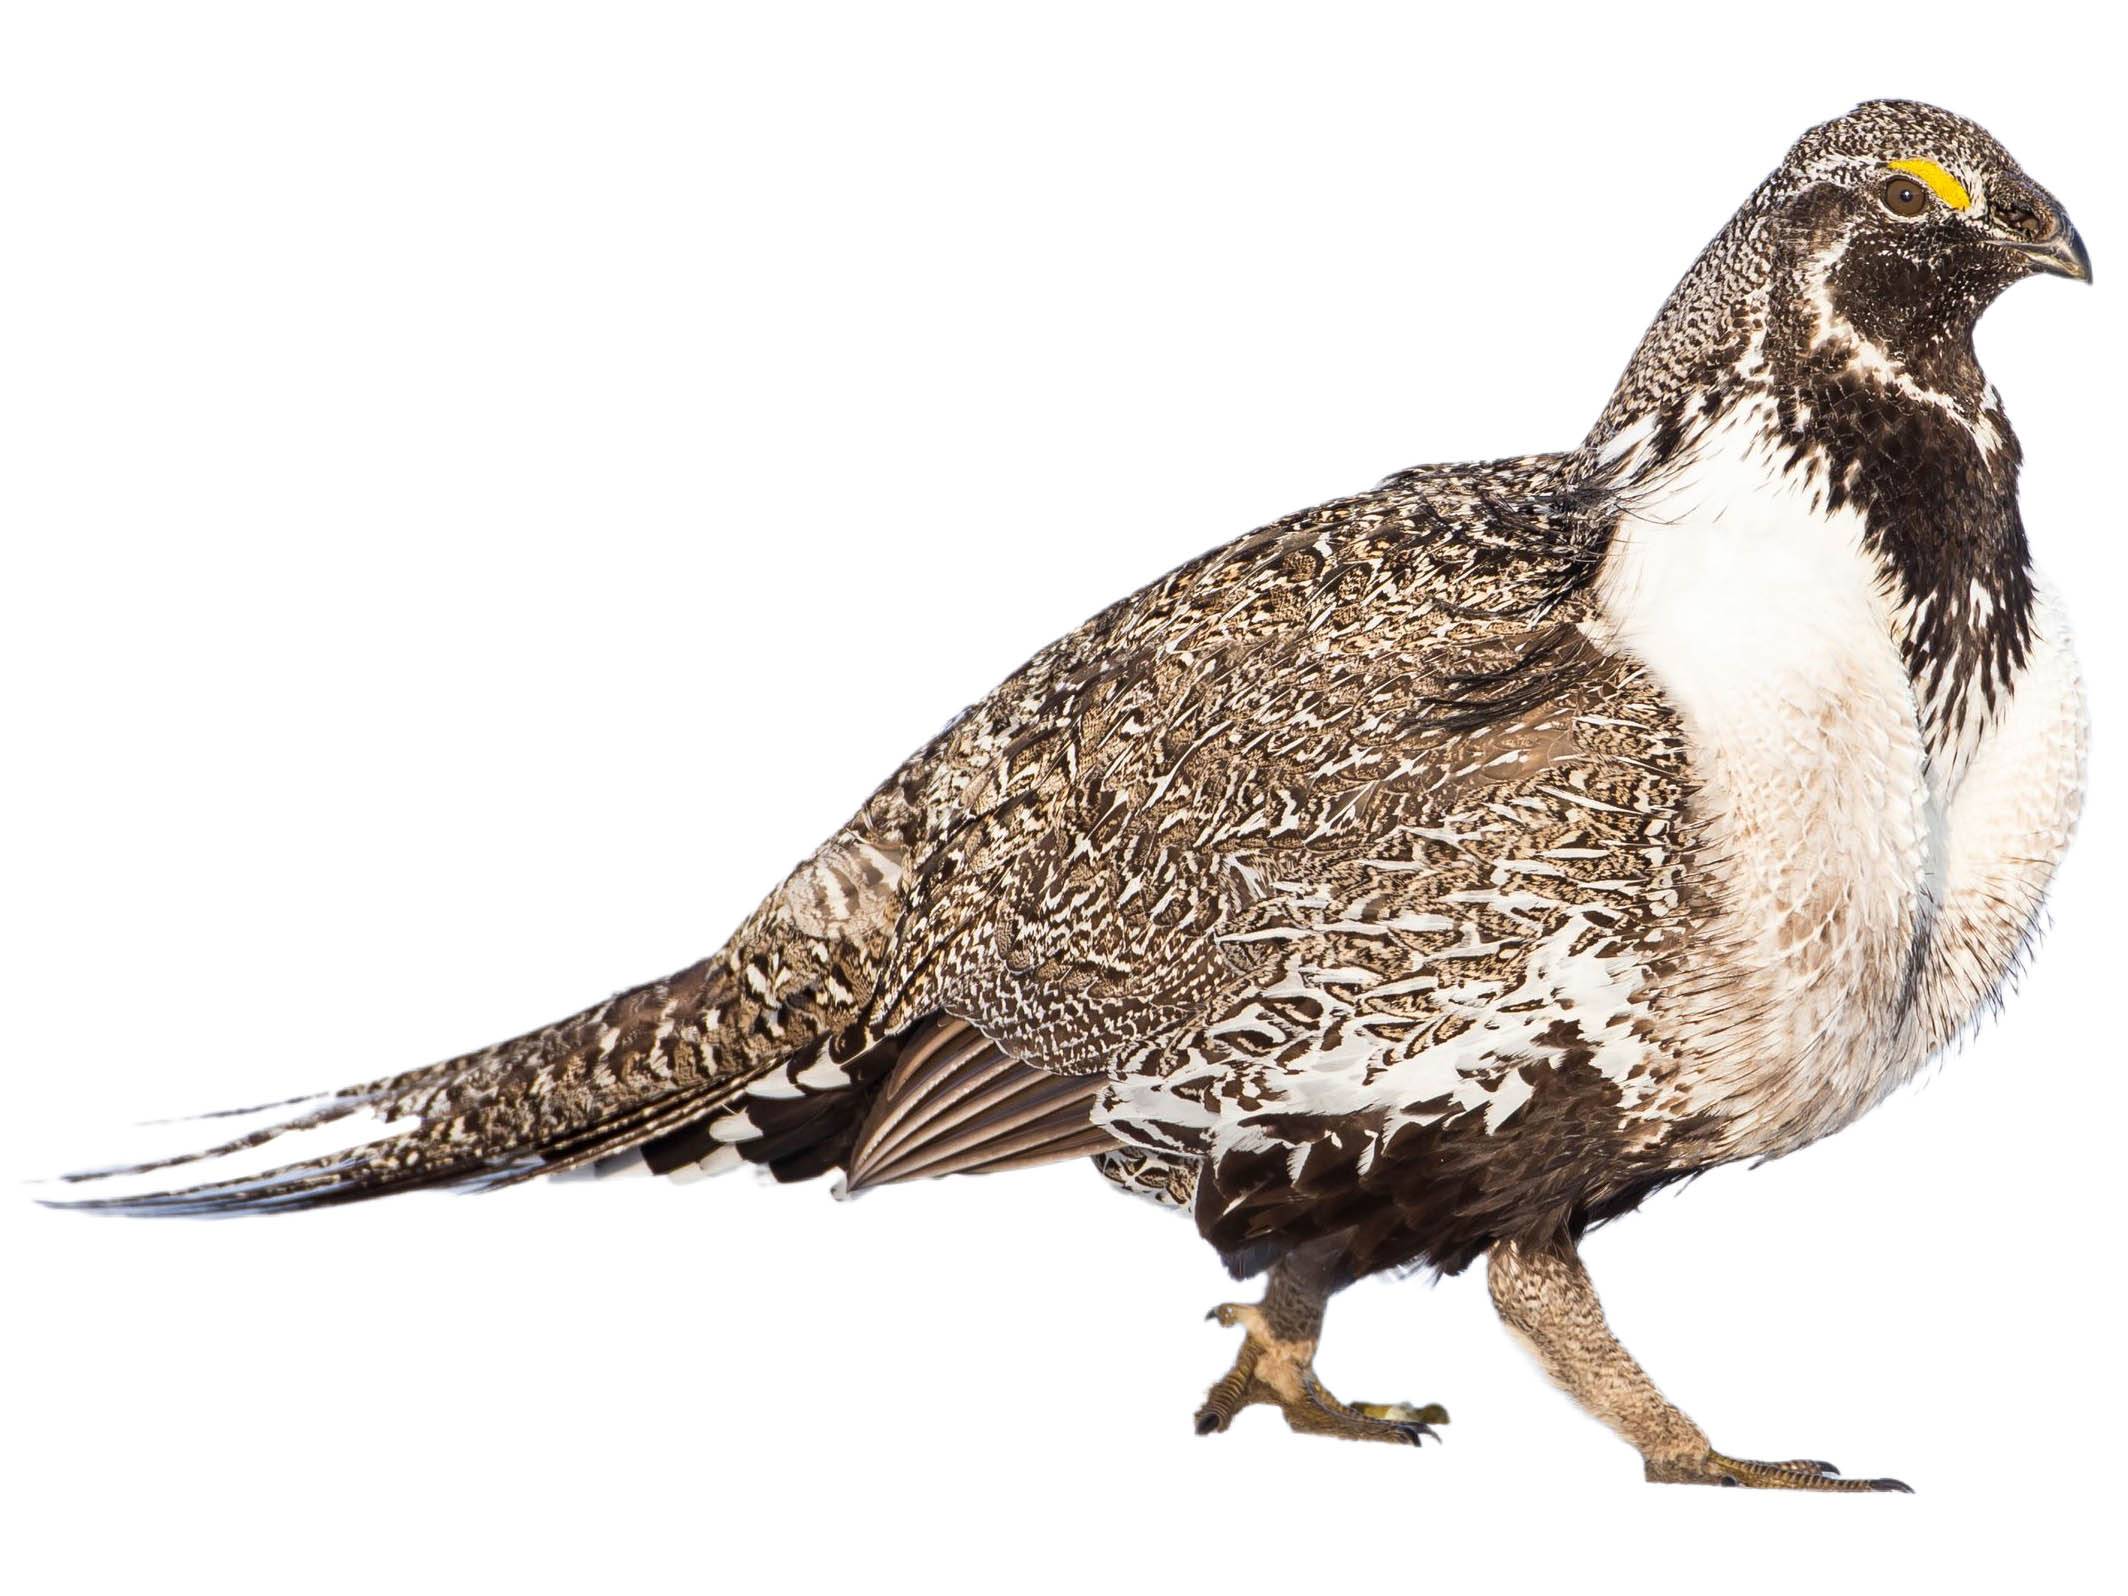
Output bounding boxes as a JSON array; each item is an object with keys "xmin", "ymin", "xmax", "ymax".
[{"xmin": 1591, "ymin": 398, "xmax": 1937, "ymax": 1156}]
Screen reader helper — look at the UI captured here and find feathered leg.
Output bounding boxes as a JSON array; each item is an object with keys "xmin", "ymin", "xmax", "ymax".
[
  {"xmin": 1487, "ymin": 1236, "xmax": 1910, "ymax": 1491},
  {"xmin": 1195, "ymin": 1239, "xmax": 1447, "ymax": 1445}
]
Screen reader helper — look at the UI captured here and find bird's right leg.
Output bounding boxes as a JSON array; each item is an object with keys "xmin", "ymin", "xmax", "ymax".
[
  {"xmin": 1487, "ymin": 1235, "xmax": 1910, "ymax": 1491},
  {"xmin": 1195, "ymin": 1239, "xmax": 1447, "ymax": 1445}
]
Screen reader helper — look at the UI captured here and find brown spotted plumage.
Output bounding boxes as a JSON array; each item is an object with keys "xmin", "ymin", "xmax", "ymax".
[{"xmin": 54, "ymin": 101, "xmax": 2090, "ymax": 1492}]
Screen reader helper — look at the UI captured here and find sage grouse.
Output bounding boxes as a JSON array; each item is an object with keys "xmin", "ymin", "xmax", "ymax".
[{"xmin": 55, "ymin": 101, "xmax": 2090, "ymax": 1492}]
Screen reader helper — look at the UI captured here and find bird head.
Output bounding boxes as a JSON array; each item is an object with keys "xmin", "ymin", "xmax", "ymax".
[
  {"xmin": 1760, "ymin": 100, "xmax": 2087, "ymax": 375},
  {"xmin": 1595, "ymin": 101, "xmax": 2087, "ymax": 449}
]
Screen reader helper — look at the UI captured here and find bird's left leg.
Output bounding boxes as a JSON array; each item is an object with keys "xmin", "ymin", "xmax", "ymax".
[
  {"xmin": 1195, "ymin": 1239, "xmax": 1447, "ymax": 1445},
  {"xmin": 1487, "ymin": 1234, "xmax": 1910, "ymax": 1491}
]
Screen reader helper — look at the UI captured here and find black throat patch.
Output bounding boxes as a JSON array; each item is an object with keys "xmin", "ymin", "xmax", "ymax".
[{"xmin": 1761, "ymin": 275, "xmax": 2036, "ymax": 760}]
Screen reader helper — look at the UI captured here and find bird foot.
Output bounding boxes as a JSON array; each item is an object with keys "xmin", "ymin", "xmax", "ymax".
[
  {"xmin": 1194, "ymin": 1303, "xmax": 1447, "ymax": 1446},
  {"xmin": 1646, "ymin": 1448, "xmax": 1912, "ymax": 1492}
]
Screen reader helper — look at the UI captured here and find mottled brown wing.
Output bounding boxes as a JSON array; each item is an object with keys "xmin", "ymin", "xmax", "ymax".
[
  {"xmin": 871, "ymin": 455, "xmax": 1620, "ymax": 1060},
  {"xmin": 862, "ymin": 456, "xmax": 1697, "ymax": 1273}
]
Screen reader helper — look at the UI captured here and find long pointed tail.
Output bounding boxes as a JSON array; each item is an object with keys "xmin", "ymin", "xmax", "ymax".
[
  {"xmin": 43, "ymin": 775, "xmax": 940, "ymax": 1216},
  {"xmin": 45, "ymin": 954, "xmax": 778, "ymax": 1215}
]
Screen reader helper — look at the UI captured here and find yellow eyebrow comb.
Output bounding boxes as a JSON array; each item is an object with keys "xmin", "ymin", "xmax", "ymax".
[{"xmin": 1887, "ymin": 158, "xmax": 1971, "ymax": 211}]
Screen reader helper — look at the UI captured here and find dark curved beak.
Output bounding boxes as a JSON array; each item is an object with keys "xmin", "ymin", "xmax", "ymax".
[{"xmin": 2014, "ymin": 216, "xmax": 2092, "ymax": 282}]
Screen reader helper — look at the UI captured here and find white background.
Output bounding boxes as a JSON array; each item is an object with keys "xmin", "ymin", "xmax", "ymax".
[{"xmin": 3, "ymin": 4, "xmax": 2120, "ymax": 1590}]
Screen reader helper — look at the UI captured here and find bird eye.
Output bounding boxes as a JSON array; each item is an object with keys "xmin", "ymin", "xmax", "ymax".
[{"xmin": 1882, "ymin": 175, "xmax": 1930, "ymax": 217}]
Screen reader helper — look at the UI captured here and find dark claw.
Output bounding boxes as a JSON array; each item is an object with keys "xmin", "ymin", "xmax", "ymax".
[
  {"xmin": 1867, "ymin": 1477, "xmax": 1914, "ymax": 1494},
  {"xmin": 1802, "ymin": 1460, "xmax": 1841, "ymax": 1476},
  {"xmin": 1394, "ymin": 1422, "xmax": 1438, "ymax": 1446},
  {"xmin": 1194, "ymin": 1409, "xmax": 1225, "ymax": 1436}
]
